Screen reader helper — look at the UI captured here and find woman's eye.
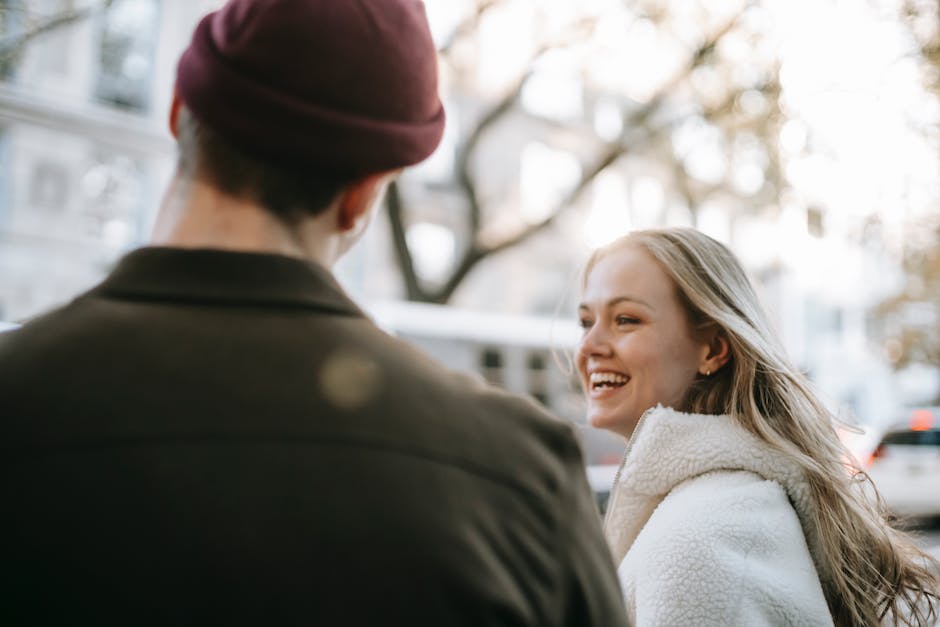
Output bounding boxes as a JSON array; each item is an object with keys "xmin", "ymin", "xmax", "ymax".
[
  {"xmin": 616, "ymin": 315, "xmax": 640, "ymax": 325},
  {"xmin": 578, "ymin": 318, "xmax": 593, "ymax": 330}
]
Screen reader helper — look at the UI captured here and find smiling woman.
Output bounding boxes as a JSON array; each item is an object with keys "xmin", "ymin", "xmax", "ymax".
[
  {"xmin": 577, "ymin": 243, "xmax": 726, "ymax": 438},
  {"xmin": 579, "ymin": 227, "xmax": 940, "ymax": 627}
]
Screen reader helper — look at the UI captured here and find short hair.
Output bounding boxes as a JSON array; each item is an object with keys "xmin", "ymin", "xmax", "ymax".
[{"xmin": 174, "ymin": 105, "xmax": 355, "ymax": 224}]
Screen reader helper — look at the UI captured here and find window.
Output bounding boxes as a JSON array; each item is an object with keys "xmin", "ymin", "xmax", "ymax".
[
  {"xmin": 0, "ymin": 125, "xmax": 9, "ymax": 223},
  {"xmin": 28, "ymin": 159, "xmax": 69, "ymax": 210},
  {"xmin": 94, "ymin": 0, "xmax": 159, "ymax": 112},
  {"xmin": 0, "ymin": 0, "xmax": 24, "ymax": 79},
  {"xmin": 480, "ymin": 347, "xmax": 503, "ymax": 385},
  {"xmin": 80, "ymin": 150, "xmax": 143, "ymax": 246},
  {"xmin": 527, "ymin": 350, "xmax": 549, "ymax": 406}
]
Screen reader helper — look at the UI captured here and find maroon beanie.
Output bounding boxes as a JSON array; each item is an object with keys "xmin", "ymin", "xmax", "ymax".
[{"xmin": 175, "ymin": 0, "xmax": 445, "ymax": 178}]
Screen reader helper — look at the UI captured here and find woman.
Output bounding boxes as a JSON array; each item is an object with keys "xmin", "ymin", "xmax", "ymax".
[{"xmin": 577, "ymin": 227, "xmax": 939, "ymax": 626}]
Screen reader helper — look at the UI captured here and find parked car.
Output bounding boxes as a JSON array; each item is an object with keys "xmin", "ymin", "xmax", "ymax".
[{"xmin": 866, "ymin": 407, "xmax": 940, "ymax": 519}]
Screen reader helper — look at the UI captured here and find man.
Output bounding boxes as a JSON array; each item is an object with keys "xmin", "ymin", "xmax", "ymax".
[{"xmin": 0, "ymin": 1, "xmax": 627, "ymax": 625}]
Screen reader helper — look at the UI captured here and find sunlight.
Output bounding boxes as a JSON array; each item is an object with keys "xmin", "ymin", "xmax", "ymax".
[{"xmin": 583, "ymin": 171, "xmax": 630, "ymax": 248}]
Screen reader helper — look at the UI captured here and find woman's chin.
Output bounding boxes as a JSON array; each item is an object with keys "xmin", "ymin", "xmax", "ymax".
[
  {"xmin": 588, "ymin": 410, "xmax": 620, "ymax": 432},
  {"xmin": 588, "ymin": 409, "xmax": 638, "ymax": 439}
]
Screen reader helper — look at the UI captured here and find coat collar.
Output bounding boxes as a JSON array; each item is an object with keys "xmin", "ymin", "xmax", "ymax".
[
  {"xmin": 604, "ymin": 405, "xmax": 831, "ymax": 586},
  {"xmin": 89, "ymin": 246, "xmax": 364, "ymax": 317}
]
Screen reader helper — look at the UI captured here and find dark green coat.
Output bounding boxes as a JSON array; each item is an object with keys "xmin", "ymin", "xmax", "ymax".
[{"xmin": 0, "ymin": 247, "xmax": 627, "ymax": 627}]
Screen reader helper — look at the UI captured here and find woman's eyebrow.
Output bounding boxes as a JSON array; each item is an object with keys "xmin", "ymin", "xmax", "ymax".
[
  {"xmin": 578, "ymin": 295, "xmax": 654, "ymax": 312},
  {"xmin": 607, "ymin": 295, "xmax": 654, "ymax": 310}
]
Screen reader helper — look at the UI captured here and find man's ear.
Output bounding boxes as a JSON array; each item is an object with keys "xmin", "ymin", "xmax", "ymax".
[
  {"xmin": 169, "ymin": 91, "xmax": 182, "ymax": 139},
  {"xmin": 337, "ymin": 172, "xmax": 392, "ymax": 231},
  {"xmin": 699, "ymin": 327, "xmax": 732, "ymax": 376}
]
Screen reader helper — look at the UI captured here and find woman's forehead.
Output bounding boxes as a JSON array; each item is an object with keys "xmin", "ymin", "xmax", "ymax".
[{"xmin": 584, "ymin": 245, "xmax": 676, "ymax": 298}]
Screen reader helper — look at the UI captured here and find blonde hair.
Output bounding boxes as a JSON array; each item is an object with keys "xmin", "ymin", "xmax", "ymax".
[{"xmin": 584, "ymin": 227, "xmax": 939, "ymax": 627}]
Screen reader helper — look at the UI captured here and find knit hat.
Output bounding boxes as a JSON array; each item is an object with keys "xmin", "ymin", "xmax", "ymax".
[{"xmin": 175, "ymin": 0, "xmax": 445, "ymax": 178}]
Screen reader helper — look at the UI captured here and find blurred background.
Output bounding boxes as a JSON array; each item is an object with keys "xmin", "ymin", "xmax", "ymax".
[{"xmin": 2, "ymin": 0, "xmax": 940, "ymax": 469}]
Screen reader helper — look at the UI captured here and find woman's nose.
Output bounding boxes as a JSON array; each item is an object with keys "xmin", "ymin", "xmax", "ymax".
[{"xmin": 578, "ymin": 324, "xmax": 613, "ymax": 358}]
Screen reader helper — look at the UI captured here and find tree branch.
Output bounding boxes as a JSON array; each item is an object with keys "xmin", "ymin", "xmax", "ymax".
[
  {"xmin": 0, "ymin": 0, "xmax": 116, "ymax": 64},
  {"xmin": 455, "ymin": 79, "xmax": 526, "ymax": 237},
  {"xmin": 453, "ymin": 11, "xmax": 600, "ymax": 241},
  {"xmin": 442, "ymin": 15, "xmax": 603, "ymax": 302},
  {"xmin": 472, "ymin": 7, "xmax": 750, "ymax": 259},
  {"xmin": 486, "ymin": 143, "xmax": 626, "ymax": 258},
  {"xmin": 427, "ymin": 245, "xmax": 485, "ymax": 304},
  {"xmin": 385, "ymin": 180, "xmax": 430, "ymax": 301},
  {"xmin": 438, "ymin": 0, "xmax": 502, "ymax": 57},
  {"xmin": 412, "ymin": 5, "xmax": 749, "ymax": 303}
]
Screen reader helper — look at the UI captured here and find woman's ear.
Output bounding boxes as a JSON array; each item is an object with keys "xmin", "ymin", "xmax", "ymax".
[{"xmin": 699, "ymin": 327, "xmax": 731, "ymax": 376}]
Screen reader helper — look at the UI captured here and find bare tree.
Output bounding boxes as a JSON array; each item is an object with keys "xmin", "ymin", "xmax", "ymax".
[
  {"xmin": 869, "ymin": 0, "xmax": 940, "ymax": 395},
  {"xmin": 388, "ymin": 0, "xmax": 786, "ymax": 303},
  {"xmin": 1, "ymin": 0, "xmax": 789, "ymax": 310},
  {"xmin": 0, "ymin": 0, "xmax": 115, "ymax": 71},
  {"xmin": 871, "ymin": 215, "xmax": 940, "ymax": 399}
]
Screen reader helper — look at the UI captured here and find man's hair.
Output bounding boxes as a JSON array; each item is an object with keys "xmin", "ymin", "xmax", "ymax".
[{"xmin": 175, "ymin": 105, "xmax": 354, "ymax": 224}]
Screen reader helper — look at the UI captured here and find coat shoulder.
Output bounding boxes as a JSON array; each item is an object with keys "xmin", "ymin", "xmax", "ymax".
[{"xmin": 622, "ymin": 470, "xmax": 832, "ymax": 626}]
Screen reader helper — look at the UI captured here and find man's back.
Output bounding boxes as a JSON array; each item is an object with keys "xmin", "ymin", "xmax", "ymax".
[{"xmin": 0, "ymin": 248, "xmax": 626, "ymax": 626}]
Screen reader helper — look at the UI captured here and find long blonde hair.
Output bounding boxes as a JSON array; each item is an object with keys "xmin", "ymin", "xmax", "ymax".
[{"xmin": 585, "ymin": 227, "xmax": 939, "ymax": 626}]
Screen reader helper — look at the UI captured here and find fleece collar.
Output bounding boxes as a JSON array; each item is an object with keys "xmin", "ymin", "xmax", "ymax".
[{"xmin": 604, "ymin": 405, "xmax": 831, "ymax": 586}]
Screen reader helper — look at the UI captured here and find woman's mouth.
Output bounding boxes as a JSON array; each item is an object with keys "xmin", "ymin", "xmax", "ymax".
[{"xmin": 589, "ymin": 371, "xmax": 628, "ymax": 393}]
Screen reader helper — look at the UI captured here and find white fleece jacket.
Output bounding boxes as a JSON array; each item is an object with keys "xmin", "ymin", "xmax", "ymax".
[{"xmin": 604, "ymin": 406, "xmax": 834, "ymax": 626}]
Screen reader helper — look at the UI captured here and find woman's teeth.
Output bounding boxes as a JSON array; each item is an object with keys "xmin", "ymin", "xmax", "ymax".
[{"xmin": 590, "ymin": 372, "xmax": 627, "ymax": 389}]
